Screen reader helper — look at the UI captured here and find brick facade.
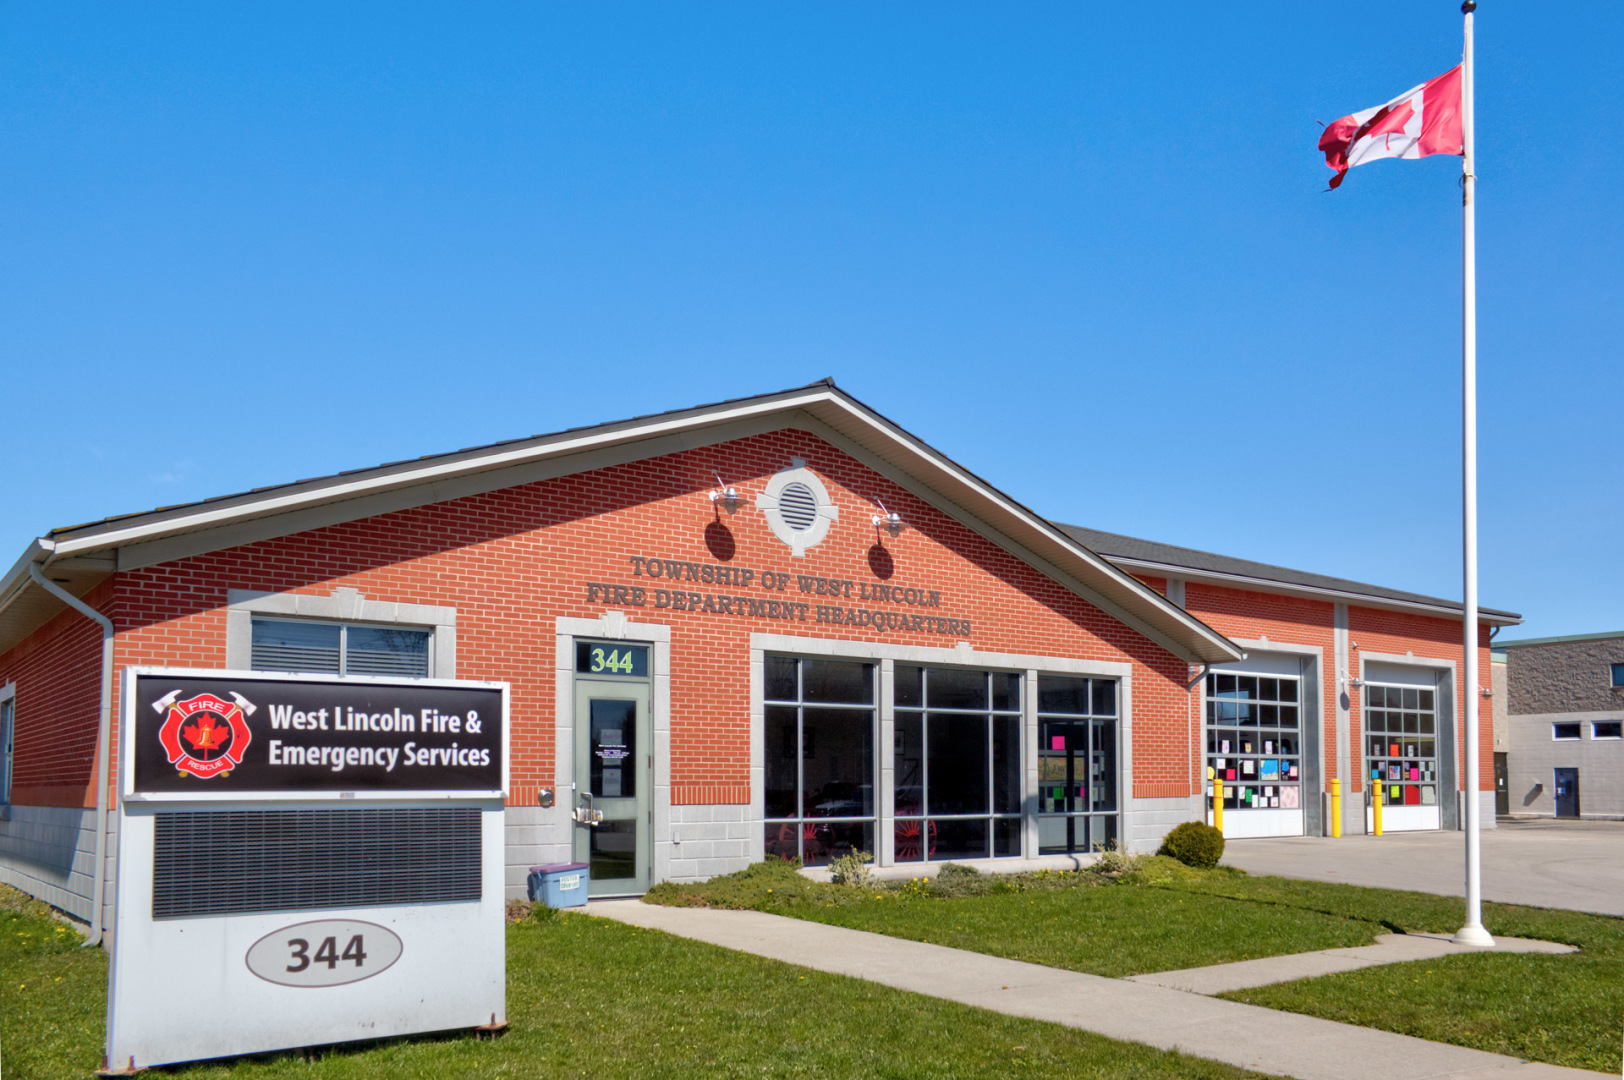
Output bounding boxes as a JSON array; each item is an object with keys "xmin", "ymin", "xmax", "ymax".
[{"xmin": 0, "ymin": 408, "xmax": 1505, "ymax": 912}]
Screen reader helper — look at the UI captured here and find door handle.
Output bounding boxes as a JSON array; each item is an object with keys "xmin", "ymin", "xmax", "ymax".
[{"xmin": 572, "ymin": 792, "xmax": 603, "ymax": 827}]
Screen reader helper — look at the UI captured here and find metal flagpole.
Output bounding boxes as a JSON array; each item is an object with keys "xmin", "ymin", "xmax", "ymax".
[{"xmin": 1454, "ymin": 0, "xmax": 1494, "ymax": 949}]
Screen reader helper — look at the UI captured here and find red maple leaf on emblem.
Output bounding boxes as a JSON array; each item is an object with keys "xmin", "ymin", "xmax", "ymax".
[{"xmin": 183, "ymin": 715, "xmax": 230, "ymax": 752}]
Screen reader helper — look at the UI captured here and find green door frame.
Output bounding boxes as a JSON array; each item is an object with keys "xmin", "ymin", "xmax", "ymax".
[{"xmin": 573, "ymin": 676, "xmax": 652, "ymax": 896}]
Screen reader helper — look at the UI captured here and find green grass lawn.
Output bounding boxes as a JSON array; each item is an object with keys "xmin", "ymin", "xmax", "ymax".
[
  {"xmin": 647, "ymin": 856, "xmax": 1624, "ymax": 1074},
  {"xmin": 0, "ymin": 887, "xmax": 1265, "ymax": 1080},
  {"xmin": 647, "ymin": 857, "xmax": 1379, "ymax": 978}
]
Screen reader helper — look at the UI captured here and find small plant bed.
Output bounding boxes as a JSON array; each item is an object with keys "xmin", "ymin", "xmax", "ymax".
[
  {"xmin": 648, "ymin": 857, "xmax": 1623, "ymax": 1073},
  {"xmin": 0, "ymin": 885, "xmax": 1267, "ymax": 1079}
]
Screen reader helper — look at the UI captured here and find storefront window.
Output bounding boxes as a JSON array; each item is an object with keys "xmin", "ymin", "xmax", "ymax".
[
  {"xmin": 1036, "ymin": 675, "xmax": 1119, "ymax": 854},
  {"xmin": 763, "ymin": 657, "xmax": 875, "ymax": 867},
  {"xmin": 1364, "ymin": 684, "xmax": 1438, "ymax": 807},
  {"xmin": 1205, "ymin": 673, "xmax": 1302, "ymax": 812},
  {"xmin": 893, "ymin": 666, "xmax": 1022, "ymax": 861}
]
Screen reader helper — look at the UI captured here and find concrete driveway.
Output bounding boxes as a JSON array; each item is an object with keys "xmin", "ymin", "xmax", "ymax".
[{"xmin": 1221, "ymin": 818, "xmax": 1624, "ymax": 916}]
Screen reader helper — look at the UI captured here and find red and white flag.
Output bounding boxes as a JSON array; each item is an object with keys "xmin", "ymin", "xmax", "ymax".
[{"xmin": 1319, "ymin": 66, "xmax": 1463, "ymax": 189}]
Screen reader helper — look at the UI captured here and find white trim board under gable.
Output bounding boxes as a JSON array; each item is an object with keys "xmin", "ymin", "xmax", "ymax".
[{"xmin": 5, "ymin": 385, "xmax": 1241, "ymax": 665}]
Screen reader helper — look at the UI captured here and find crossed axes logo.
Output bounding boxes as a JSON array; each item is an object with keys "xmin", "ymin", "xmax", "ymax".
[{"xmin": 153, "ymin": 690, "xmax": 256, "ymax": 779}]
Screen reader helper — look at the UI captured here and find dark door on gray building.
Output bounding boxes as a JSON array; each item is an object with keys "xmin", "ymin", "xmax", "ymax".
[
  {"xmin": 1554, "ymin": 768, "xmax": 1581, "ymax": 819},
  {"xmin": 1493, "ymin": 753, "xmax": 1508, "ymax": 816}
]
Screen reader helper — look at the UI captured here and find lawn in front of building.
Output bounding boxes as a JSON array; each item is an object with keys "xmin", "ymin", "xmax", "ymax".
[
  {"xmin": 0, "ymin": 885, "xmax": 1265, "ymax": 1080},
  {"xmin": 646, "ymin": 856, "xmax": 1624, "ymax": 1073},
  {"xmin": 646, "ymin": 855, "xmax": 1379, "ymax": 978}
]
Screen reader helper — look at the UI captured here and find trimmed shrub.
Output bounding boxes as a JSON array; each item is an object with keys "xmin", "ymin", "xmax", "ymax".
[{"xmin": 1157, "ymin": 821, "xmax": 1225, "ymax": 869}]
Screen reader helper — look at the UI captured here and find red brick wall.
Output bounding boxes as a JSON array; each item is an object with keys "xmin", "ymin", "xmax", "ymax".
[
  {"xmin": 1183, "ymin": 583, "xmax": 1337, "ymax": 792},
  {"xmin": 1349, "ymin": 607, "xmax": 1494, "ymax": 794},
  {"xmin": 3, "ymin": 428, "xmax": 1194, "ymax": 808},
  {"xmin": 0, "ymin": 581, "xmax": 109, "ymax": 808}
]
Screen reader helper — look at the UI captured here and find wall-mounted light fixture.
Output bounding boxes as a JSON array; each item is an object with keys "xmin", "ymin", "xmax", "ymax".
[
  {"xmin": 708, "ymin": 474, "xmax": 741, "ymax": 514},
  {"xmin": 871, "ymin": 499, "xmax": 904, "ymax": 537},
  {"xmin": 1479, "ymin": 687, "xmax": 1494, "ymax": 698},
  {"xmin": 1345, "ymin": 676, "xmax": 1364, "ymax": 689}
]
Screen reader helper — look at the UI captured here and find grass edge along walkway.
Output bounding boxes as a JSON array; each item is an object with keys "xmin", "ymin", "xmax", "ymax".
[
  {"xmin": 0, "ymin": 884, "xmax": 1270, "ymax": 1080},
  {"xmin": 643, "ymin": 856, "xmax": 1624, "ymax": 1073},
  {"xmin": 597, "ymin": 899, "xmax": 1607, "ymax": 1080}
]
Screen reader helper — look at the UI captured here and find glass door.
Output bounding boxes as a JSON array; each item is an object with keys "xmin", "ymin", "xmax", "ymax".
[{"xmin": 573, "ymin": 676, "xmax": 652, "ymax": 896}]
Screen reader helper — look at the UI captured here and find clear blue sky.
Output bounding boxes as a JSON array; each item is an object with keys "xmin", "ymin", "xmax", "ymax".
[{"xmin": 2, "ymin": 3, "xmax": 1617, "ymax": 640}]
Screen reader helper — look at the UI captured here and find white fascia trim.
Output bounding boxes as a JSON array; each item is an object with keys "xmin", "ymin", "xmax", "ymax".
[
  {"xmin": 793, "ymin": 416, "xmax": 1240, "ymax": 665},
  {"xmin": 1107, "ymin": 557, "xmax": 1522, "ymax": 627},
  {"xmin": 0, "ymin": 540, "xmax": 55, "ymax": 617},
  {"xmin": 39, "ymin": 388, "xmax": 1236, "ymax": 664},
  {"xmin": 48, "ymin": 390, "xmax": 849, "ymax": 559}
]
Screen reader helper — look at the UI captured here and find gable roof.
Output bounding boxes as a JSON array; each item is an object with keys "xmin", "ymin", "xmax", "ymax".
[
  {"xmin": 0, "ymin": 380, "xmax": 1245, "ymax": 664},
  {"xmin": 1059, "ymin": 524, "xmax": 1522, "ymax": 626}
]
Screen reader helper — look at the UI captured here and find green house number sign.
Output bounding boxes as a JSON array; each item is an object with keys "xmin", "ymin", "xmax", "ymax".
[{"xmin": 575, "ymin": 642, "xmax": 649, "ymax": 678}]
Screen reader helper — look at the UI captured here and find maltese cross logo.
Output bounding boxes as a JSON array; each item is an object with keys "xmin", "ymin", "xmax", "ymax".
[{"xmin": 154, "ymin": 690, "xmax": 255, "ymax": 779}]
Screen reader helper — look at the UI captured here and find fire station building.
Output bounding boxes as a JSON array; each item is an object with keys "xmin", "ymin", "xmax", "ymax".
[{"xmin": 0, "ymin": 381, "xmax": 1518, "ymax": 933}]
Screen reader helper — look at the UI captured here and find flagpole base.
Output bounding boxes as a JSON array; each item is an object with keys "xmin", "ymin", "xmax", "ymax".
[{"xmin": 1452, "ymin": 923, "xmax": 1495, "ymax": 947}]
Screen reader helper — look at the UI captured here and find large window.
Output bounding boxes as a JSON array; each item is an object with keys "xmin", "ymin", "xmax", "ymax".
[
  {"xmin": 1364, "ymin": 684, "xmax": 1438, "ymax": 806},
  {"xmin": 251, "ymin": 618, "xmax": 430, "ymax": 677},
  {"xmin": 893, "ymin": 666, "xmax": 1022, "ymax": 862},
  {"xmin": 1205, "ymin": 673, "xmax": 1302, "ymax": 812},
  {"xmin": 1036, "ymin": 675, "xmax": 1119, "ymax": 854},
  {"xmin": 764, "ymin": 657, "xmax": 875, "ymax": 867},
  {"xmin": 0, "ymin": 689, "xmax": 14, "ymax": 807}
]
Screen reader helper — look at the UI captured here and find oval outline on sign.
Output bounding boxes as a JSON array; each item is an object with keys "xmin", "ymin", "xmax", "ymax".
[{"xmin": 245, "ymin": 919, "xmax": 403, "ymax": 988}]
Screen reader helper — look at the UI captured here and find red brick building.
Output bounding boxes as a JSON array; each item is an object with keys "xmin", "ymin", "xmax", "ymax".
[{"xmin": 0, "ymin": 382, "xmax": 1518, "ymax": 934}]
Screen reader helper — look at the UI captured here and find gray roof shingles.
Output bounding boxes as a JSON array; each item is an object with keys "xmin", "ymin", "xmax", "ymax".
[{"xmin": 1056, "ymin": 524, "xmax": 1520, "ymax": 621}]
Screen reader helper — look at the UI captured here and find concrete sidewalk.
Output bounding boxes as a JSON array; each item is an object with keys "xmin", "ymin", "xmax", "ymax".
[
  {"xmin": 589, "ymin": 900, "xmax": 1606, "ymax": 1080},
  {"xmin": 1126, "ymin": 932, "xmax": 1575, "ymax": 995}
]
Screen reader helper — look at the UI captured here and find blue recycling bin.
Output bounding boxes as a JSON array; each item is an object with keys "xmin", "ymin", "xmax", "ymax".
[{"xmin": 528, "ymin": 862, "xmax": 590, "ymax": 908}]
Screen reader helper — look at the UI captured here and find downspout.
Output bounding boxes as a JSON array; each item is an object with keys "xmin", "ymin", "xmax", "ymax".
[
  {"xmin": 28, "ymin": 564, "xmax": 113, "ymax": 948},
  {"xmin": 1186, "ymin": 653, "xmax": 1245, "ymax": 690}
]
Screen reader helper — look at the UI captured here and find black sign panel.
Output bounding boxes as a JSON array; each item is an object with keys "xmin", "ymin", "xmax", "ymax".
[
  {"xmin": 574, "ymin": 642, "xmax": 649, "ymax": 679},
  {"xmin": 131, "ymin": 672, "xmax": 504, "ymax": 795}
]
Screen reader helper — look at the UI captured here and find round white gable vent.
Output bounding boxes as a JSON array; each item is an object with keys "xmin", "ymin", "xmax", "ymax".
[{"xmin": 756, "ymin": 459, "xmax": 839, "ymax": 556}]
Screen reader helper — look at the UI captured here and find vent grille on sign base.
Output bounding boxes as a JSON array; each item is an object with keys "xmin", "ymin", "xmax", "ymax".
[
  {"xmin": 777, "ymin": 482, "xmax": 819, "ymax": 531},
  {"xmin": 153, "ymin": 808, "xmax": 480, "ymax": 919}
]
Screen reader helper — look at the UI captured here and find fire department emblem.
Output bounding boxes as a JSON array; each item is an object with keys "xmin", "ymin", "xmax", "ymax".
[{"xmin": 153, "ymin": 690, "xmax": 255, "ymax": 779}]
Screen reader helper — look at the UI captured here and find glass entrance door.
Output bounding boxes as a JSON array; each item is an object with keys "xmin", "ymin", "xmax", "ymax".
[{"xmin": 573, "ymin": 680, "xmax": 652, "ymax": 896}]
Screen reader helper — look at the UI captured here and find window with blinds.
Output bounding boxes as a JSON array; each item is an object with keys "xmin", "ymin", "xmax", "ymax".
[{"xmin": 251, "ymin": 618, "xmax": 430, "ymax": 677}]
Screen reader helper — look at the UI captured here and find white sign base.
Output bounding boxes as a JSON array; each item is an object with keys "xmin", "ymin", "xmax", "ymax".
[{"xmin": 106, "ymin": 803, "xmax": 506, "ymax": 1068}]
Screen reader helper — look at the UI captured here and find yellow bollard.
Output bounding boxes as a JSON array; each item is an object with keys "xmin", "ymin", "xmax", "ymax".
[
  {"xmin": 1330, "ymin": 778, "xmax": 1342, "ymax": 838},
  {"xmin": 1214, "ymin": 775, "xmax": 1224, "ymax": 834},
  {"xmin": 1372, "ymin": 782, "xmax": 1384, "ymax": 837}
]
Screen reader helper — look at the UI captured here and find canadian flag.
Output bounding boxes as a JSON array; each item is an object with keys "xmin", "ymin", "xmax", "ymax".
[{"xmin": 1319, "ymin": 66, "xmax": 1463, "ymax": 189}]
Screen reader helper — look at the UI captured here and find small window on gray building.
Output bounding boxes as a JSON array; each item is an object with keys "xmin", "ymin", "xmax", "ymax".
[
  {"xmin": 1593, "ymin": 721, "xmax": 1623, "ymax": 740},
  {"xmin": 1552, "ymin": 722, "xmax": 1582, "ymax": 741},
  {"xmin": 1611, "ymin": 663, "xmax": 1624, "ymax": 688}
]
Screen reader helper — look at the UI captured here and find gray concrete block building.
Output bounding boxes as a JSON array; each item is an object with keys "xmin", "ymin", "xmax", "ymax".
[{"xmin": 1497, "ymin": 631, "xmax": 1624, "ymax": 819}]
